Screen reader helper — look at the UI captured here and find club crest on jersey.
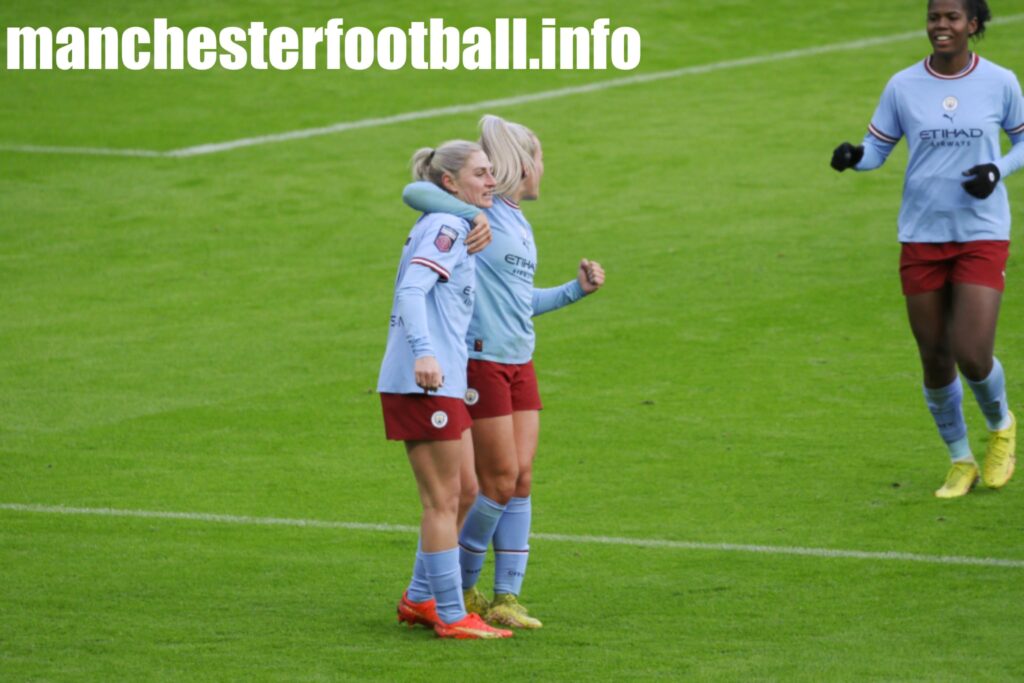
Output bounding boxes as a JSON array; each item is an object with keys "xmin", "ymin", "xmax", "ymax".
[
  {"xmin": 434, "ymin": 225, "xmax": 458, "ymax": 253},
  {"xmin": 942, "ymin": 96, "xmax": 959, "ymax": 123},
  {"xmin": 431, "ymin": 411, "xmax": 449, "ymax": 428},
  {"xmin": 465, "ymin": 388, "xmax": 480, "ymax": 406}
]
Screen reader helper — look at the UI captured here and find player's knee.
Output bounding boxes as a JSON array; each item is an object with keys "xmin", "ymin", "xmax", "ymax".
[
  {"xmin": 919, "ymin": 346, "xmax": 954, "ymax": 374},
  {"xmin": 480, "ymin": 471, "xmax": 517, "ymax": 505},
  {"xmin": 493, "ymin": 477, "xmax": 517, "ymax": 505},
  {"xmin": 956, "ymin": 354, "xmax": 993, "ymax": 383},
  {"xmin": 459, "ymin": 479, "xmax": 479, "ymax": 514},
  {"xmin": 918, "ymin": 342, "xmax": 947, "ymax": 362},
  {"xmin": 437, "ymin": 493, "xmax": 461, "ymax": 518},
  {"xmin": 477, "ymin": 456, "xmax": 519, "ymax": 504},
  {"xmin": 423, "ymin": 484, "xmax": 461, "ymax": 517}
]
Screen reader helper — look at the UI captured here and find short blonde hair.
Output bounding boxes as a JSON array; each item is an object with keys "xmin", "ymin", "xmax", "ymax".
[
  {"xmin": 410, "ymin": 140, "xmax": 484, "ymax": 190},
  {"xmin": 478, "ymin": 115, "xmax": 538, "ymax": 197}
]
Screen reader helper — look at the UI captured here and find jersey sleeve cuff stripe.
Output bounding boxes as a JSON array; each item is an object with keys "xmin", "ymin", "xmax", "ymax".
[
  {"xmin": 409, "ymin": 257, "xmax": 451, "ymax": 282},
  {"xmin": 1007, "ymin": 122, "xmax": 1024, "ymax": 135},
  {"xmin": 868, "ymin": 123, "xmax": 899, "ymax": 144}
]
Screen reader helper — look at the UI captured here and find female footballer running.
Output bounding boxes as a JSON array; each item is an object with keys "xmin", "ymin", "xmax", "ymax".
[
  {"xmin": 402, "ymin": 115, "xmax": 605, "ymax": 628},
  {"xmin": 379, "ymin": 140, "xmax": 512, "ymax": 639},
  {"xmin": 831, "ymin": 0, "xmax": 1024, "ymax": 497}
]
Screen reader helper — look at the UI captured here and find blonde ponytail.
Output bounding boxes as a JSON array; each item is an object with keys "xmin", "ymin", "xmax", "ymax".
[
  {"xmin": 410, "ymin": 140, "xmax": 483, "ymax": 190},
  {"xmin": 478, "ymin": 114, "xmax": 538, "ymax": 197}
]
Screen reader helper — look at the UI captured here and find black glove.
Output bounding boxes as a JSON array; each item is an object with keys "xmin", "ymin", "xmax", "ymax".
[
  {"xmin": 831, "ymin": 142, "xmax": 864, "ymax": 172},
  {"xmin": 961, "ymin": 164, "xmax": 1001, "ymax": 199}
]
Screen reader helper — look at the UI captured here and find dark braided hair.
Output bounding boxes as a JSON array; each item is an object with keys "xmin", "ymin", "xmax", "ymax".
[{"xmin": 962, "ymin": 0, "xmax": 991, "ymax": 39}]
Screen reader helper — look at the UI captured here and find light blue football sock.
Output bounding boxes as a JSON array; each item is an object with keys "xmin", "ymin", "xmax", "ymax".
[
  {"xmin": 923, "ymin": 378, "xmax": 972, "ymax": 462},
  {"xmin": 405, "ymin": 538, "xmax": 432, "ymax": 603},
  {"xmin": 422, "ymin": 547, "xmax": 465, "ymax": 624},
  {"xmin": 965, "ymin": 357, "xmax": 1011, "ymax": 431},
  {"xmin": 493, "ymin": 496, "xmax": 531, "ymax": 596},
  {"xmin": 458, "ymin": 494, "xmax": 506, "ymax": 589},
  {"xmin": 946, "ymin": 436, "xmax": 974, "ymax": 463}
]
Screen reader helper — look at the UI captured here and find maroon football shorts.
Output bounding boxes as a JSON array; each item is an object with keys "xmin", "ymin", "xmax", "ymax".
[
  {"xmin": 380, "ymin": 393, "xmax": 472, "ymax": 441},
  {"xmin": 464, "ymin": 359, "xmax": 542, "ymax": 419},
  {"xmin": 899, "ymin": 241, "xmax": 1009, "ymax": 296}
]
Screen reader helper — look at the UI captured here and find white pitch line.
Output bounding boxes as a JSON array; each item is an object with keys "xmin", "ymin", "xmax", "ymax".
[
  {"xmin": 531, "ymin": 532, "xmax": 1024, "ymax": 569},
  {"xmin": 3, "ymin": 14, "xmax": 1023, "ymax": 160},
  {"xmin": 0, "ymin": 143, "xmax": 164, "ymax": 158},
  {"xmin": 3, "ymin": 502, "xmax": 1023, "ymax": 569}
]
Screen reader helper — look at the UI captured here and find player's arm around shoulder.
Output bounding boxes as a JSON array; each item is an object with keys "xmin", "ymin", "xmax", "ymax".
[{"xmin": 403, "ymin": 182, "xmax": 490, "ymax": 254}]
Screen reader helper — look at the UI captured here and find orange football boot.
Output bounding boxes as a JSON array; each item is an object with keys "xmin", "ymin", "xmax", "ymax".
[
  {"xmin": 397, "ymin": 592, "xmax": 439, "ymax": 628},
  {"xmin": 433, "ymin": 612, "xmax": 513, "ymax": 639}
]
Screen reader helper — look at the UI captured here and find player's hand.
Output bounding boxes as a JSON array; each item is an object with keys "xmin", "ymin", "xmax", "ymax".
[
  {"xmin": 414, "ymin": 356, "xmax": 444, "ymax": 392},
  {"xmin": 831, "ymin": 142, "xmax": 864, "ymax": 172},
  {"xmin": 961, "ymin": 164, "xmax": 1001, "ymax": 199},
  {"xmin": 578, "ymin": 258, "xmax": 605, "ymax": 294},
  {"xmin": 465, "ymin": 213, "xmax": 492, "ymax": 254}
]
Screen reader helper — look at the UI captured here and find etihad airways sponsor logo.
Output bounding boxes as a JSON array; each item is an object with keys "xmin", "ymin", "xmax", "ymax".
[{"xmin": 919, "ymin": 128, "xmax": 983, "ymax": 141}]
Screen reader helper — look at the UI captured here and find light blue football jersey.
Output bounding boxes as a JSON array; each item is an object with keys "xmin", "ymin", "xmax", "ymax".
[
  {"xmin": 402, "ymin": 184, "xmax": 585, "ymax": 364},
  {"xmin": 856, "ymin": 54, "xmax": 1024, "ymax": 242},
  {"xmin": 377, "ymin": 213, "xmax": 475, "ymax": 398}
]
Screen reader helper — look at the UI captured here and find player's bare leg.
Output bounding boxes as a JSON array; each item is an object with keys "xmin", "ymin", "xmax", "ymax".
[
  {"xmin": 906, "ymin": 288, "xmax": 977, "ymax": 497},
  {"xmin": 951, "ymin": 284, "xmax": 1015, "ymax": 488}
]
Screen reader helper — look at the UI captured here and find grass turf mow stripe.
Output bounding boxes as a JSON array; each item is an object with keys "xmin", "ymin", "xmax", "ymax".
[
  {"xmin": 3, "ymin": 502, "xmax": 1023, "ymax": 569},
  {"xmin": 2, "ymin": 13, "xmax": 1022, "ymax": 159}
]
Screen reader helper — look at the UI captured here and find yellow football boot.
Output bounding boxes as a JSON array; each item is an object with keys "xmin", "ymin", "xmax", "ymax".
[
  {"xmin": 934, "ymin": 460, "xmax": 979, "ymax": 499},
  {"xmin": 983, "ymin": 411, "xmax": 1016, "ymax": 489},
  {"xmin": 463, "ymin": 586, "xmax": 490, "ymax": 616},
  {"xmin": 486, "ymin": 593, "xmax": 543, "ymax": 629}
]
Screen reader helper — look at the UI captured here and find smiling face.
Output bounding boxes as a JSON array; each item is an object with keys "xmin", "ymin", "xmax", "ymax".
[
  {"xmin": 443, "ymin": 150, "xmax": 496, "ymax": 208},
  {"xmin": 927, "ymin": 0, "xmax": 978, "ymax": 59}
]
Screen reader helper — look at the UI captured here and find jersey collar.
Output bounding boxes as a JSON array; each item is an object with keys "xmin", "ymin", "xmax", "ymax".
[
  {"xmin": 499, "ymin": 196, "xmax": 521, "ymax": 210},
  {"xmin": 924, "ymin": 52, "xmax": 980, "ymax": 80}
]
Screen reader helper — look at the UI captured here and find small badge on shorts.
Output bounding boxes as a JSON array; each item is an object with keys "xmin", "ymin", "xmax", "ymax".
[
  {"xmin": 434, "ymin": 226, "xmax": 458, "ymax": 253},
  {"xmin": 465, "ymin": 388, "xmax": 479, "ymax": 406},
  {"xmin": 431, "ymin": 410, "xmax": 449, "ymax": 428}
]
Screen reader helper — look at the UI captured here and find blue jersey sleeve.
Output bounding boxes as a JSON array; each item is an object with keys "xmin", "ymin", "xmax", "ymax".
[
  {"xmin": 532, "ymin": 279, "xmax": 585, "ymax": 316},
  {"xmin": 397, "ymin": 217, "xmax": 470, "ymax": 358},
  {"xmin": 997, "ymin": 74, "xmax": 1024, "ymax": 178},
  {"xmin": 403, "ymin": 181, "xmax": 481, "ymax": 221},
  {"xmin": 856, "ymin": 79, "xmax": 902, "ymax": 171},
  {"xmin": 395, "ymin": 271, "xmax": 436, "ymax": 359},
  {"xmin": 407, "ymin": 217, "xmax": 469, "ymax": 283}
]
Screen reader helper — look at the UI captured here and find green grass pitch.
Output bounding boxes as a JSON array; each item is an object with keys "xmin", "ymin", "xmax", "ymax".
[{"xmin": 2, "ymin": 1, "xmax": 1024, "ymax": 680}]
